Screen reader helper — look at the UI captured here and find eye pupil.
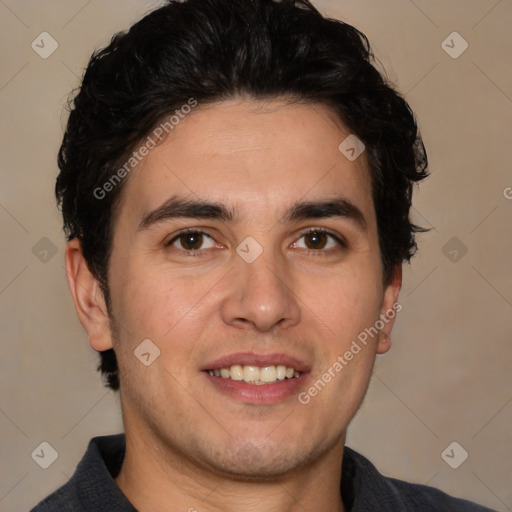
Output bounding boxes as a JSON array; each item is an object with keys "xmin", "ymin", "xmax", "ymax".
[
  {"xmin": 181, "ymin": 232, "xmax": 203, "ymax": 250},
  {"xmin": 306, "ymin": 231, "xmax": 327, "ymax": 249}
]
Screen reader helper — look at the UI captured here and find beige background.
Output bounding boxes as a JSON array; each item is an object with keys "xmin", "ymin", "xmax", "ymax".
[{"xmin": 1, "ymin": 1, "xmax": 511, "ymax": 511}]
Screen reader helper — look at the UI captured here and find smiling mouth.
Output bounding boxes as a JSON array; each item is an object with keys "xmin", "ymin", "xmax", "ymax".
[{"xmin": 205, "ymin": 365, "xmax": 301, "ymax": 385}]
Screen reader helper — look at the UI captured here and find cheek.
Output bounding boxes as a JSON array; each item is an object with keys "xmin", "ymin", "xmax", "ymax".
[
  {"xmin": 310, "ymin": 265, "xmax": 383, "ymax": 338},
  {"xmin": 112, "ymin": 261, "xmax": 219, "ymax": 349},
  {"xmin": 309, "ymin": 271, "xmax": 382, "ymax": 408},
  {"xmin": 122, "ymin": 279, "xmax": 184, "ymax": 337}
]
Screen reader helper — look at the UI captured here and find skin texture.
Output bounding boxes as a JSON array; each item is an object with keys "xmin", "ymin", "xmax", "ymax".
[{"xmin": 65, "ymin": 98, "xmax": 401, "ymax": 512}]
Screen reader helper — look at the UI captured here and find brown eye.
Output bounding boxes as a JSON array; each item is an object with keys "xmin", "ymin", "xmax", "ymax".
[
  {"xmin": 169, "ymin": 231, "xmax": 215, "ymax": 251},
  {"xmin": 304, "ymin": 231, "xmax": 328, "ymax": 249},
  {"xmin": 180, "ymin": 232, "xmax": 203, "ymax": 250},
  {"xmin": 294, "ymin": 229, "xmax": 344, "ymax": 252}
]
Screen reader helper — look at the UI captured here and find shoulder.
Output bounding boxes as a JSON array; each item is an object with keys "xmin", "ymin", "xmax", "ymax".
[
  {"xmin": 386, "ymin": 475, "xmax": 497, "ymax": 511},
  {"xmin": 29, "ymin": 434, "xmax": 134, "ymax": 512},
  {"xmin": 342, "ymin": 446, "xmax": 497, "ymax": 511},
  {"xmin": 29, "ymin": 485, "xmax": 77, "ymax": 512}
]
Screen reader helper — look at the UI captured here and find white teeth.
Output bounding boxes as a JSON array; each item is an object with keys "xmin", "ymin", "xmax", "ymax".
[
  {"xmin": 230, "ymin": 364, "xmax": 243, "ymax": 381},
  {"xmin": 260, "ymin": 366, "xmax": 277, "ymax": 383},
  {"xmin": 243, "ymin": 365, "xmax": 260, "ymax": 383},
  {"xmin": 220, "ymin": 368, "xmax": 230, "ymax": 378},
  {"xmin": 207, "ymin": 364, "xmax": 300, "ymax": 384}
]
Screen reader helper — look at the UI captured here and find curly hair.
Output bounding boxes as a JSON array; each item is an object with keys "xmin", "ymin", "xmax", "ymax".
[{"xmin": 56, "ymin": 0, "xmax": 428, "ymax": 390}]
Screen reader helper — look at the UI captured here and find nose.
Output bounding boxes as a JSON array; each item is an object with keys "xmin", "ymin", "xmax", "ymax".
[{"xmin": 220, "ymin": 250, "xmax": 301, "ymax": 332}]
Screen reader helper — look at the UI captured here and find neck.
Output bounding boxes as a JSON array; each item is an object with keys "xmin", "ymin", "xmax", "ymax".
[{"xmin": 115, "ymin": 427, "xmax": 347, "ymax": 512}]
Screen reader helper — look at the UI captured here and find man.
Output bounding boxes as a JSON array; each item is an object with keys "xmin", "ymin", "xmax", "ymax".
[{"xmin": 31, "ymin": 0, "xmax": 496, "ymax": 510}]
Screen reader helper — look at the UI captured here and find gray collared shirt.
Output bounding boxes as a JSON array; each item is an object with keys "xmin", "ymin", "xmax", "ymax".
[{"xmin": 30, "ymin": 434, "xmax": 496, "ymax": 511}]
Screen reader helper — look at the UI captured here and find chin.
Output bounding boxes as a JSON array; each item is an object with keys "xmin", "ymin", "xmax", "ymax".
[{"xmin": 193, "ymin": 437, "xmax": 320, "ymax": 482}]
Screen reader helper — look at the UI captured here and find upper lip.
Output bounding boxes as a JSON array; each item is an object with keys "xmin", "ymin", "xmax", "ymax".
[{"xmin": 202, "ymin": 352, "xmax": 311, "ymax": 373}]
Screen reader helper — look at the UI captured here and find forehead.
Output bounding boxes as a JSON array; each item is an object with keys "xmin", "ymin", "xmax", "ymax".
[{"xmin": 117, "ymin": 98, "xmax": 375, "ymax": 228}]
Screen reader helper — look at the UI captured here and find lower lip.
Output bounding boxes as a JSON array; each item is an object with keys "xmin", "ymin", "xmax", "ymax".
[{"xmin": 203, "ymin": 372, "xmax": 308, "ymax": 404}]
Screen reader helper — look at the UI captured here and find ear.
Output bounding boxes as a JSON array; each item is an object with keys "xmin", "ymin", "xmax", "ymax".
[
  {"xmin": 376, "ymin": 264, "xmax": 402, "ymax": 355},
  {"xmin": 64, "ymin": 238, "xmax": 113, "ymax": 352}
]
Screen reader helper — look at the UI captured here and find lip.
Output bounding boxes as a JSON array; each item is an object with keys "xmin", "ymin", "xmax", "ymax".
[
  {"xmin": 201, "ymin": 352, "xmax": 311, "ymax": 373},
  {"xmin": 200, "ymin": 352, "xmax": 311, "ymax": 405},
  {"xmin": 202, "ymin": 371, "xmax": 309, "ymax": 404}
]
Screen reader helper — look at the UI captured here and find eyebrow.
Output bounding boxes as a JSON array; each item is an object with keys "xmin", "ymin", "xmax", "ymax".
[
  {"xmin": 138, "ymin": 196, "xmax": 367, "ymax": 232},
  {"xmin": 285, "ymin": 198, "xmax": 367, "ymax": 230},
  {"xmin": 138, "ymin": 197, "xmax": 235, "ymax": 231}
]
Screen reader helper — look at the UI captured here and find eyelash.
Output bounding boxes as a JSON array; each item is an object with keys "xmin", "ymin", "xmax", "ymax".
[
  {"xmin": 165, "ymin": 227, "xmax": 347, "ymax": 256},
  {"xmin": 297, "ymin": 227, "xmax": 347, "ymax": 253}
]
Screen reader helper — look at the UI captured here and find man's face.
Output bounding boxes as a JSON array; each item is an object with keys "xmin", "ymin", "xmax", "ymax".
[{"xmin": 88, "ymin": 99, "xmax": 399, "ymax": 479}]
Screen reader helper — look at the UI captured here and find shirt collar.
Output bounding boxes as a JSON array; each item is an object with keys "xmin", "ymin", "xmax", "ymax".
[{"xmin": 66, "ymin": 434, "xmax": 402, "ymax": 511}]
